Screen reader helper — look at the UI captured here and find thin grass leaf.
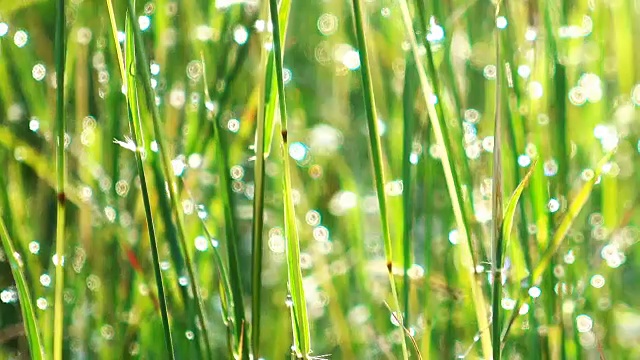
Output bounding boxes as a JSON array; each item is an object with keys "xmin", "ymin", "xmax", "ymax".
[
  {"xmin": 491, "ymin": 4, "xmax": 503, "ymax": 359},
  {"xmin": 384, "ymin": 301, "xmax": 423, "ymax": 360},
  {"xmin": 52, "ymin": 0, "xmax": 66, "ymax": 358},
  {"xmin": 501, "ymin": 151, "xmax": 614, "ymax": 344},
  {"xmin": 181, "ymin": 177, "xmax": 236, "ymax": 355},
  {"xmin": 350, "ymin": 0, "xmax": 409, "ymax": 358},
  {"xmin": 257, "ymin": 0, "xmax": 291, "ymax": 158},
  {"xmin": 501, "ymin": 159, "xmax": 537, "ymax": 283},
  {"xmin": 530, "ymin": 152, "xmax": 614, "ymax": 282},
  {"xmin": 401, "ymin": 55, "xmax": 417, "ymax": 327},
  {"xmin": 124, "ymin": 1, "xmax": 213, "ymax": 357},
  {"xmin": 0, "ymin": 215, "xmax": 44, "ymax": 359},
  {"xmin": 251, "ymin": 4, "xmax": 269, "ymax": 356},
  {"xmin": 200, "ymin": 55, "xmax": 248, "ymax": 357},
  {"xmin": 203, "ymin": 220, "xmax": 236, "ymax": 355},
  {"xmin": 396, "ymin": 0, "xmax": 492, "ymax": 357},
  {"xmin": 268, "ymin": 0, "xmax": 310, "ymax": 357},
  {"xmin": 124, "ymin": 12, "xmax": 175, "ymax": 358},
  {"xmin": 106, "ymin": 0, "xmax": 125, "ymax": 85}
]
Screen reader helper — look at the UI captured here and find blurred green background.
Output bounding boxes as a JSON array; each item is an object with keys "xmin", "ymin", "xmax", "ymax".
[{"xmin": 0, "ymin": 0, "xmax": 639, "ymax": 359}]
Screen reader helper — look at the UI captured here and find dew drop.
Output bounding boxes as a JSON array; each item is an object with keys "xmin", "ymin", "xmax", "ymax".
[
  {"xmin": 528, "ymin": 286, "xmax": 542, "ymax": 298},
  {"xmin": 194, "ymin": 236, "xmax": 208, "ymax": 252}
]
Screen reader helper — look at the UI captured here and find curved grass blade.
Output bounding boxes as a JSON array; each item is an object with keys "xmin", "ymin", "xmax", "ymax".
[
  {"xmin": 124, "ymin": 1, "xmax": 213, "ymax": 357},
  {"xmin": 0, "ymin": 215, "xmax": 44, "ymax": 359},
  {"xmin": 501, "ymin": 151, "xmax": 614, "ymax": 344},
  {"xmin": 268, "ymin": 0, "xmax": 310, "ymax": 356},
  {"xmin": 501, "ymin": 160, "xmax": 537, "ymax": 283},
  {"xmin": 53, "ymin": 0, "xmax": 66, "ymax": 358},
  {"xmin": 396, "ymin": 0, "xmax": 491, "ymax": 357},
  {"xmin": 530, "ymin": 152, "xmax": 614, "ymax": 282},
  {"xmin": 124, "ymin": 13, "xmax": 175, "ymax": 358},
  {"xmin": 349, "ymin": 0, "xmax": 409, "ymax": 357}
]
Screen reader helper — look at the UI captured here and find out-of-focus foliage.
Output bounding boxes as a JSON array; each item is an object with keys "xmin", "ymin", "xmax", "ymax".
[{"xmin": 0, "ymin": 0, "xmax": 639, "ymax": 359}]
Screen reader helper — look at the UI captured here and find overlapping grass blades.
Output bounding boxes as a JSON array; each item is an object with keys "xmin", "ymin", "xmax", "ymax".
[
  {"xmin": 252, "ymin": 6, "xmax": 292, "ymax": 354},
  {"xmin": 268, "ymin": 0, "xmax": 311, "ymax": 357},
  {"xmin": 0, "ymin": 214, "xmax": 43, "ymax": 359},
  {"xmin": 397, "ymin": 0, "xmax": 492, "ymax": 357},
  {"xmin": 350, "ymin": 0, "xmax": 409, "ymax": 357},
  {"xmin": 124, "ymin": 0, "xmax": 213, "ymax": 357},
  {"xmin": 200, "ymin": 53, "xmax": 247, "ymax": 358},
  {"xmin": 501, "ymin": 152, "xmax": 615, "ymax": 344},
  {"xmin": 124, "ymin": 12, "xmax": 175, "ymax": 358}
]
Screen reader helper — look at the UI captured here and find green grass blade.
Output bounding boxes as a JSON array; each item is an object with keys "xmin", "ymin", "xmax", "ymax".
[
  {"xmin": 181, "ymin": 178, "xmax": 236, "ymax": 355},
  {"xmin": 268, "ymin": 0, "xmax": 310, "ymax": 357},
  {"xmin": 402, "ymin": 55, "xmax": 417, "ymax": 328},
  {"xmin": 124, "ymin": 12, "xmax": 175, "ymax": 358},
  {"xmin": 491, "ymin": 4, "xmax": 503, "ymax": 359},
  {"xmin": 349, "ymin": 0, "xmax": 409, "ymax": 358},
  {"xmin": 530, "ymin": 152, "xmax": 614, "ymax": 282},
  {"xmin": 396, "ymin": 0, "xmax": 492, "ymax": 357},
  {"xmin": 124, "ymin": 1, "xmax": 213, "ymax": 357},
  {"xmin": 53, "ymin": 0, "xmax": 66, "ymax": 358},
  {"xmin": 0, "ymin": 215, "xmax": 44, "ymax": 359},
  {"xmin": 106, "ymin": 0, "xmax": 126, "ymax": 85},
  {"xmin": 200, "ymin": 54, "xmax": 248, "ymax": 357},
  {"xmin": 501, "ymin": 152, "xmax": 614, "ymax": 344},
  {"xmin": 251, "ymin": 6, "xmax": 269, "ymax": 356},
  {"xmin": 411, "ymin": 0, "xmax": 480, "ymax": 260},
  {"xmin": 259, "ymin": 0, "xmax": 291, "ymax": 158},
  {"xmin": 501, "ymin": 160, "xmax": 537, "ymax": 283}
]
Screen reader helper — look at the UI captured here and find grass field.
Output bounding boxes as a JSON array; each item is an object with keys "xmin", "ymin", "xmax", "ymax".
[{"xmin": 0, "ymin": 0, "xmax": 639, "ymax": 359}]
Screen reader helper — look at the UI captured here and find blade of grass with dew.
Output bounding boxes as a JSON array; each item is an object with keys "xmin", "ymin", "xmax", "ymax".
[
  {"xmin": 200, "ymin": 55, "xmax": 248, "ymax": 358},
  {"xmin": 256, "ymin": 0, "xmax": 292, "ymax": 158},
  {"xmin": 105, "ymin": 0, "xmax": 192, "ymax": 350},
  {"xmin": 530, "ymin": 152, "xmax": 614, "ymax": 283},
  {"xmin": 501, "ymin": 160, "xmax": 537, "ymax": 283},
  {"xmin": 491, "ymin": 3, "xmax": 504, "ymax": 360},
  {"xmin": 198, "ymin": 208, "xmax": 236, "ymax": 356},
  {"xmin": 189, "ymin": 13, "xmax": 258, "ymax": 157},
  {"xmin": 268, "ymin": 0, "xmax": 310, "ymax": 357},
  {"xmin": 500, "ymin": 33, "xmax": 535, "ymax": 295},
  {"xmin": 181, "ymin": 178, "xmax": 236, "ymax": 356},
  {"xmin": 349, "ymin": 0, "xmax": 409, "ymax": 357},
  {"xmin": 53, "ymin": 0, "xmax": 66, "ymax": 357},
  {"xmin": 124, "ymin": 1, "xmax": 214, "ymax": 357},
  {"xmin": 419, "ymin": 120, "xmax": 433, "ymax": 359},
  {"xmin": 124, "ymin": 13, "xmax": 175, "ymax": 358},
  {"xmin": 251, "ymin": 6, "xmax": 269, "ymax": 356},
  {"xmin": 401, "ymin": 55, "xmax": 417, "ymax": 328},
  {"xmin": 0, "ymin": 214, "xmax": 44, "ymax": 359},
  {"xmin": 396, "ymin": 0, "xmax": 492, "ymax": 357},
  {"xmin": 413, "ymin": 0, "xmax": 483, "ymax": 260},
  {"xmin": 501, "ymin": 151, "xmax": 614, "ymax": 344}
]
